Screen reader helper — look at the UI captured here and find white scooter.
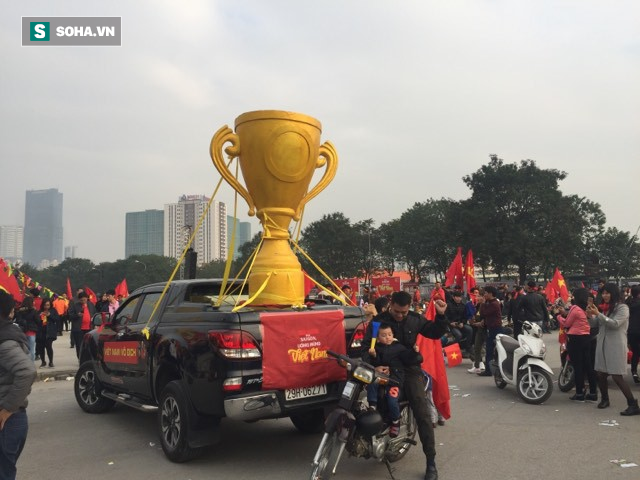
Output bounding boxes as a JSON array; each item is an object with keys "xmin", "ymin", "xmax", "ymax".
[{"xmin": 491, "ymin": 321, "xmax": 554, "ymax": 404}]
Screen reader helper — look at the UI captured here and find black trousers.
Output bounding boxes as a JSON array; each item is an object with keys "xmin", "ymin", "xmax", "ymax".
[
  {"xmin": 567, "ymin": 334, "xmax": 597, "ymax": 395},
  {"xmin": 36, "ymin": 338, "xmax": 54, "ymax": 364},
  {"xmin": 629, "ymin": 333, "xmax": 640, "ymax": 374},
  {"xmin": 71, "ymin": 331, "xmax": 88, "ymax": 358},
  {"xmin": 403, "ymin": 369, "xmax": 435, "ymax": 461}
]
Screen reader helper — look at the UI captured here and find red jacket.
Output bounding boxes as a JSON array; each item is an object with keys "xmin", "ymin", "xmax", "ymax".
[{"xmin": 480, "ymin": 298, "xmax": 502, "ymax": 328}]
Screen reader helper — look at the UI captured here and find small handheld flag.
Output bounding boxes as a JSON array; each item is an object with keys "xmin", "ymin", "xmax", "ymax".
[{"xmin": 370, "ymin": 321, "xmax": 380, "ymax": 350}]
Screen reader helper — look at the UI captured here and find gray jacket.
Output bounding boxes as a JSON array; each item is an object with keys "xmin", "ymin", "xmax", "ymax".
[
  {"xmin": 591, "ymin": 303, "xmax": 629, "ymax": 375},
  {"xmin": 0, "ymin": 327, "xmax": 37, "ymax": 412}
]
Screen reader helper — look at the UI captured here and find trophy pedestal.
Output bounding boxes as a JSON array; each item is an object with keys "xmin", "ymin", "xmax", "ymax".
[{"xmin": 249, "ymin": 238, "xmax": 304, "ymax": 306}]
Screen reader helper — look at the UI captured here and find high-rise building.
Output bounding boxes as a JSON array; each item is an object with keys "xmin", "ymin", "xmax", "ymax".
[
  {"xmin": 125, "ymin": 210, "xmax": 164, "ymax": 258},
  {"xmin": 0, "ymin": 226, "xmax": 24, "ymax": 263},
  {"xmin": 226, "ymin": 215, "xmax": 252, "ymax": 260},
  {"xmin": 23, "ymin": 188, "xmax": 63, "ymax": 267},
  {"xmin": 64, "ymin": 245, "xmax": 78, "ymax": 259},
  {"xmin": 164, "ymin": 195, "xmax": 227, "ymax": 266}
]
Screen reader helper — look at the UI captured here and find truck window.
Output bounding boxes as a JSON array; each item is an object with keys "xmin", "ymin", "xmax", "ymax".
[
  {"xmin": 113, "ymin": 296, "xmax": 141, "ymax": 326},
  {"xmin": 135, "ymin": 293, "xmax": 163, "ymax": 325},
  {"xmin": 186, "ymin": 283, "xmax": 249, "ymax": 306}
]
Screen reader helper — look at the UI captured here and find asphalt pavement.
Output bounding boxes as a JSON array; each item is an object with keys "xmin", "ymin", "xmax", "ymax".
[{"xmin": 34, "ymin": 330, "xmax": 80, "ymax": 381}]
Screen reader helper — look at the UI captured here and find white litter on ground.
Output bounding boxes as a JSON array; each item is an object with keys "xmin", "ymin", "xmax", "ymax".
[
  {"xmin": 610, "ymin": 459, "xmax": 638, "ymax": 468},
  {"xmin": 599, "ymin": 420, "xmax": 620, "ymax": 427},
  {"xmin": 66, "ymin": 376, "xmax": 74, "ymax": 381}
]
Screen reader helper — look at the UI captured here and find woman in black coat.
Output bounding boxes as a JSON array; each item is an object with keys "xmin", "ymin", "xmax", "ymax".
[{"xmin": 36, "ymin": 298, "xmax": 59, "ymax": 368}]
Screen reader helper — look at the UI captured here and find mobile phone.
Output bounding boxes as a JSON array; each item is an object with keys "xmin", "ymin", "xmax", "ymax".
[{"xmin": 587, "ymin": 297, "xmax": 594, "ymax": 306}]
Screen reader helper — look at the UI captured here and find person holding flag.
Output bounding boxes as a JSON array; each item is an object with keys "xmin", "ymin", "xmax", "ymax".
[
  {"xmin": 361, "ymin": 291, "xmax": 448, "ymax": 480},
  {"xmin": 68, "ymin": 292, "xmax": 96, "ymax": 359}
]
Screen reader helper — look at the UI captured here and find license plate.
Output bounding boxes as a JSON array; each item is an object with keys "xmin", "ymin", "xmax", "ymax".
[{"xmin": 285, "ymin": 384, "xmax": 327, "ymax": 401}]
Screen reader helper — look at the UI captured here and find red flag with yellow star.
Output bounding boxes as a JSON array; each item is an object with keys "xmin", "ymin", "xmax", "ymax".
[
  {"xmin": 444, "ymin": 343, "xmax": 463, "ymax": 367},
  {"xmin": 465, "ymin": 249, "xmax": 477, "ymax": 293},
  {"xmin": 551, "ymin": 268, "xmax": 569, "ymax": 302}
]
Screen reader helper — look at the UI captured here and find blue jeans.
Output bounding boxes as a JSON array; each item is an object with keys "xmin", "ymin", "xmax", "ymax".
[
  {"xmin": 26, "ymin": 336, "xmax": 36, "ymax": 362},
  {"xmin": 485, "ymin": 327, "xmax": 505, "ymax": 374},
  {"xmin": 0, "ymin": 409, "xmax": 28, "ymax": 480},
  {"xmin": 366, "ymin": 384, "xmax": 401, "ymax": 421}
]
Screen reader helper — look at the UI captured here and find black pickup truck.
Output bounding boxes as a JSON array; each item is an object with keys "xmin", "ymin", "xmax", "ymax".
[{"xmin": 74, "ymin": 279, "xmax": 367, "ymax": 462}]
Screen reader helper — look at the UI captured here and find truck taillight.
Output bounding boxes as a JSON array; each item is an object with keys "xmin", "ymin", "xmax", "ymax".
[
  {"xmin": 209, "ymin": 331, "xmax": 261, "ymax": 359},
  {"xmin": 350, "ymin": 321, "xmax": 368, "ymax": 349}
]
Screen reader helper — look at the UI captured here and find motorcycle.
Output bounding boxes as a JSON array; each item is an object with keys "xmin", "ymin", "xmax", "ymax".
[
  {"xmin": 491, "ymin": 321, "xmax": 554, "ymax": 404},
  {"xmin": 557, "ymin": 327, "xmax": 575, "ymax": 392},
  {"xmin": 309, "ymin": 351, "xmax": 417, "ymax": 480}
]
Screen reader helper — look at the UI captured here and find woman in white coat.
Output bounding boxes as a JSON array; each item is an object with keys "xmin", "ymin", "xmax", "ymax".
[{"xmin": 586, "ymin": 283, "xmax": 639, "ymax": 415}]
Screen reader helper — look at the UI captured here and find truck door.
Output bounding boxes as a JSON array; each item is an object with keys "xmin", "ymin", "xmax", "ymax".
[
  {"xmin": 118, "ymin": 292, "xmax": 162, "ymax": 398},
  {"xmin": 99, "ymin": 295, "xmax": 142, "ymax": 385}
]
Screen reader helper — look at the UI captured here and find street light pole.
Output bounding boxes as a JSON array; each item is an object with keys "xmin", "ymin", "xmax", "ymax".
[{"xmin": 134, "ymin": 260, "xmax": 147, "ymax": 270}]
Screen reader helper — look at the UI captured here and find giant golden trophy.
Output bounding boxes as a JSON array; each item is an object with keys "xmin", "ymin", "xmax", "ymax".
[{"xmin": 210, "ymin": 110, "xmax": 338, "ymax": 306}]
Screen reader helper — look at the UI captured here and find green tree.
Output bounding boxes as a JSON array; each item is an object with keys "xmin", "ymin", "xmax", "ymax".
[
  {"xmin": 593, "ymin": 227, "xmax": 640, "ymax": 280},
  {"xmin": 459, "ymin": 155, "xmax": 605, "ymax": 284},
  {"xmin": 393, "ymin": 199, "xmax": 458, "ymax": 282},
  {"xmin": 299, "ymin": 212, "xmax": 362, "ymax": 278}
]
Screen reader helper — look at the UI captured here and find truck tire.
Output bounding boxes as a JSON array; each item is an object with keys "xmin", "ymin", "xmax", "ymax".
[
  {"xmin": 158, "ymin": 380, "xmax": 206, "ymax": 463},
  {"xmin": 74, "ymin": 361, "xmax": 116, "ymax": 414},
  {"xmin": 290, "ymin": 409, "xmax": 325, "ymax": 434}
]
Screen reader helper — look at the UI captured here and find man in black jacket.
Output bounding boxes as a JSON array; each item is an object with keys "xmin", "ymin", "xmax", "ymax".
[
  {"xmin": 362, "ymin": 291, "xmax": 448, "ymax": 480},
  {"xmin": 514, "ymin": 281, "xmax": 548, "ymax": 332}
]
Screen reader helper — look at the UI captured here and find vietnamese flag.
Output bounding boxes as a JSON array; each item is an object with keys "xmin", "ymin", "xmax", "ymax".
[
  {"xmin": 416, "ymin": 333, "xmax": 450, "ymax": 419},
  {"xmin": 551, "ymin": 267, "xmax": 569, "ymax": 302},
  {"xmin": 66, "ymin": 277, "xmax": 73, "ymax": 300},
  {"xmin": 544, "ymin": 282, "xmax": 557, "ymax": 304},
  {"xmin": 444, "ymin": 343, "xmax": 463, "ymax": 367},
  {"xmin": 115, "ymin": 278, "xmax": 129, "ymax": 298},
  {"xmin": 465, "ymin": 249, "xmax": 477, "ymax": 293},
  {"xmin": 0, "ymin": 258, "xmax": 23, "ymax": 302},
  {"xmin": 302, "ymin": 272, "xmax": 315, "ymax": 297},
  {"xmin": 84, "ymin": 286, "xmax": 97, "ymax": 304},
  {"xmin": 444, "ymin": 247, "xmax": 464, "ymax": 289}
]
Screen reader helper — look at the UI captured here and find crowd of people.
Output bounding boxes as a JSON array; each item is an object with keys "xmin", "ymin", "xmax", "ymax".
[{"xmin": 400, "ymin": 279, "xmax": 640, "ymax": 416}]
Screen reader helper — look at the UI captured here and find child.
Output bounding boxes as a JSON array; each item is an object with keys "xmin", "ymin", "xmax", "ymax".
[{"xmin": 363, "ymin": 323, "xmax": 423, "ymax": 437}]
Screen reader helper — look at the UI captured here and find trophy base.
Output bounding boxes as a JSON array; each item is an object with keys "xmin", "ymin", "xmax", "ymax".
[{"xmin": 249, "ymin": 238, "xmax": 304, "ymax": 306}]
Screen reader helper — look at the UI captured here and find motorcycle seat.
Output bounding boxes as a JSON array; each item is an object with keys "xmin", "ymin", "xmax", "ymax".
[{"xmin": 499, "ymin": 335, "xmax": 520, "ymax": 354}]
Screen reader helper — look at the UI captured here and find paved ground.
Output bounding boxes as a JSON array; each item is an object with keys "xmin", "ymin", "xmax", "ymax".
[
  {"xmin": 27, "ymin": 330, "xmax": 640, "ymax": 479},
  {"xmin": 34, "ymin": 330, "xmax": 80, "ymax": 381}
]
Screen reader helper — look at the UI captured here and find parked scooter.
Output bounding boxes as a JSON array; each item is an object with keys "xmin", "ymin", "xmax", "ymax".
[
  {"xmin": 492, "ymin": 321, "xmax": 554, "ymax": 404},
  {"xmin": 309, "ymin": 351, "xmax": 416, "ymax": 480}
]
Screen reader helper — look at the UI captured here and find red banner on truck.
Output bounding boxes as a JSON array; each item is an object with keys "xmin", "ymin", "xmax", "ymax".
[{"xmin": 260, "ymin": 310, "xmax": 347, "ymax": 390}]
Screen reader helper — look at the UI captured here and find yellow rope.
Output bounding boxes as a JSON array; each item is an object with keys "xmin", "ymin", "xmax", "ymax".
[
  {"xmin": 290, "ymin": 239, "xmax": 354, "ymax": 306},
  {"xmin": 217, "ymin": 161, "xmax": 240, "ymax": 307},
  {"xmin": 140, "ymin": 160, "xmax": 231, "ymax": 340},
  {"xmin": 232, "ymin": 271, "xmax": 272, "ymax": 313}
]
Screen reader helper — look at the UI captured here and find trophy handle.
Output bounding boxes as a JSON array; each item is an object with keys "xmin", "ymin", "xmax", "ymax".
[
  {"xmin": 295, "ymin": 141, "xmax": 338, "ymax": 220},
  {"xmin": 210, "ymin": 125, "xmax": 256, "ymax": 216}
]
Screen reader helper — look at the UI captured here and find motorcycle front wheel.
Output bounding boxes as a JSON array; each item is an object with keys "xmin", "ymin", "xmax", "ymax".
[
  {"xmin": 517, "ymin": 366, "xmax": 553, "ymax": 404},
  {"xmin": 386, "ymin": 403, "xmax": 417, "ymax": 463},
  {"xmin": 558, "ymin": 362, "xmax": 575, "ymax": 393},
  {"xmin": 310, "ymin": 431, "xmax": 342, "ymax": 480}
]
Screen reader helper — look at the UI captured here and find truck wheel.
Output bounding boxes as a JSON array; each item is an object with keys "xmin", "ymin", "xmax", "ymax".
[
  {"xmin": 158, "ymin": 381, "xmax": 206, "ymax": 463},
  {"xmin": 74, "ymin": 361, "xmax": 116, "ymax": 413},
  {"xmin": 290, "ymin": 409, "xmax": 325, "ymax": 434}
]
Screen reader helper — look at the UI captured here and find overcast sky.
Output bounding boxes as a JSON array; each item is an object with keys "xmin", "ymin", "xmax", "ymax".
[{"xmin": 1, "ymin": 1, "xmax": 639, "ymax": 264}]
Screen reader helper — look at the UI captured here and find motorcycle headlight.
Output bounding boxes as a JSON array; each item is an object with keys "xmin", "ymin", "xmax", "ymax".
[
  {"xmin": 353, "ymin": 365, "xmax": 375, "ymax": 384},
  {"xmin": 540, "ymin": 343, "xmax": 546, "ymax": 356}
]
